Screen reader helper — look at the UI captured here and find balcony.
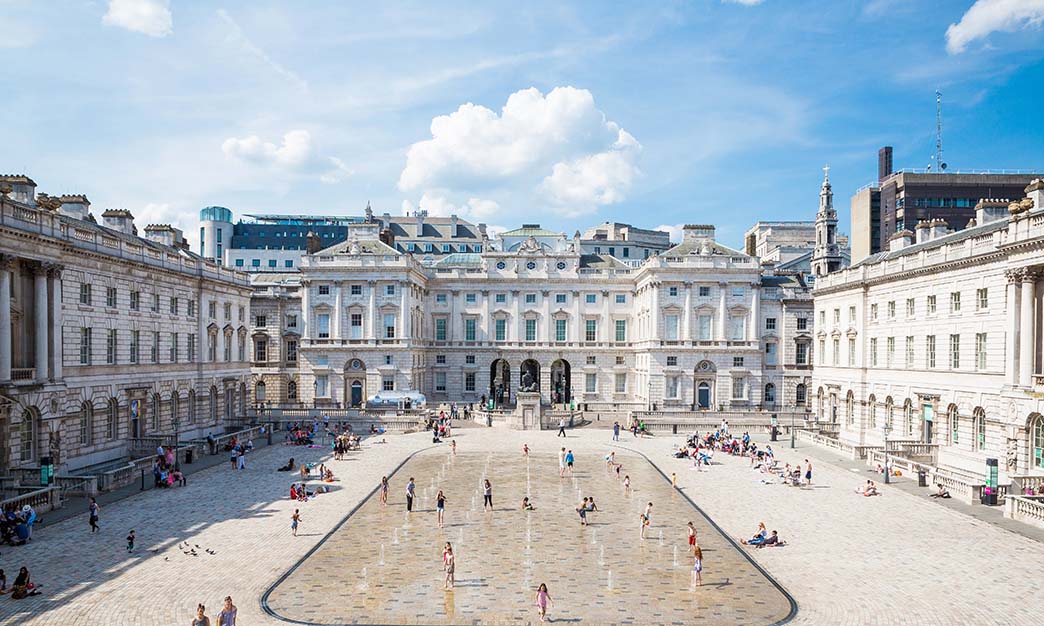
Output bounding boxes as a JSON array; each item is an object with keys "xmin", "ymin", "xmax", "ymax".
[{"xmin": 8, "ymin": 368, "xmax": 36, "ymax": 384}]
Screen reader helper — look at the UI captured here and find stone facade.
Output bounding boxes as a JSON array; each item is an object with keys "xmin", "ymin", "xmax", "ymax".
[
  {"xmin": 0, "ymin": 177, "xmax": 252, "ymax": 474},
  {"xmin": 811, "ymin": 180, "xmax": 1044, "ymax": 482}
]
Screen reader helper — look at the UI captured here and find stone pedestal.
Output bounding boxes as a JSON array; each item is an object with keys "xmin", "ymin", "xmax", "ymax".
[{"xmin": 511, "ymin": 392, "xmax": 542, "ymax": 430}]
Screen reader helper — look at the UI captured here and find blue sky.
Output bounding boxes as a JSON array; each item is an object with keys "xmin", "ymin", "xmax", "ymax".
[{"xmin": 3, "ymin": 0, "xmax": 1044, "ymax": 250}]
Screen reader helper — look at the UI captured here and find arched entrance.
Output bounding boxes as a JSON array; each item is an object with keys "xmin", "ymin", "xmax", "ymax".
[
  {"xmin": 519, "ymin": 359, "xmax": 540, "ymax": 394},
  {"xmin": 694, "ymin": 360, "xmax": 716, "ymax": 409},
  {"xmin": 697, "ymin": 382, "xmax": 711, "ymax": 409},
  {"xmin": 550, "ymin": 359, "xmax": 571, "ymax": 406},
  {"xmin": 350, "ymin": 381, "xmax": 363, "ymax": 407},
  {"xmin": 344, "ymin": 358, "xmax": 366, "ymax": 408},
  {"xmin": 489, "ymin": 359, "xmax": 511, "ymax": 408}
]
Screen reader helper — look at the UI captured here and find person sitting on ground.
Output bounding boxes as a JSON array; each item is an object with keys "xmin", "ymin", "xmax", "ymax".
[
  {"xmin": 245, "ymin": 439, "xmax": 254, "ymax": 452},
  {"xmin": 585, "ymin": 497, "xmax": 599, "ymax": 512},
  {"xmin": 757, "ymin": 530, "xmax": 785, "ymax": 548},
  {"xmin": 930, "ymin": 483, "xmax": 951, "ymax": 499},
  {"xmin": 278, "ymin": 458, "xmax": 295, "ymax": 472},
  {"xmin": 740, "ymin": 522, "xmax": 768, "ymax": 545},
  {"xmin": 289, "ymin": 484, "xmax": 298, "ymax": 500},
  {"xmin": 172, "ymin": 468, "xmax": 186, "ymax": 487},
  {"xmin": 10, "ymin": 567, "xmax": 41, "ymax": 599},
  {"xmin": 521, "ymin": 497, "xmax": 535, "ymax": 511},
  {"xmin": 323, "ymin": 468, "xmax": 335, "ymax": 482}
]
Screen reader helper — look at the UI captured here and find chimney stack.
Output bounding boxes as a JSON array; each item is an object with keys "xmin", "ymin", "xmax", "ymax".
[
  {"xmin": 1025, "ymin": 179, "xmax": 1044, "ymax": 213},
  {"xmin": 878, "ymin": 146, "xmax": 893, "ymax": 181},
  {"xmin": 58, "ymin": 194, "xmax": 91, "ymax": 221},
  {"xmin": 0, "ymin": 175, "xmax": 37, "ymax": 206},
  {"xmin": 305, "ymin": 231, "xmax": 322, "ymax": 254},
  {"xmin": 450, "ymin": 214, "xmax": 459, "ymax": 238},
  {"xmin": 101, "ymin": 209, "xmax": 137, "ymax": 236},
  {"xmin": 888, "ymin": 229, "xmax": 913, "ymax": 252}
]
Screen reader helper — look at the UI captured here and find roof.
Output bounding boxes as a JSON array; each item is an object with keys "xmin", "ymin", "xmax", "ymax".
[
  {"xmin": 384, "ymin": 220, "xmax": 481, "ymax": 240},
  {"xmin": 579, "ymin": 254, "xmax": 630, "ymax": 270},
  {"xmin": 433, "ymin": 253, "xmax": 483, "ymax": 267},
  {"xmin": 851, "ymin": 217, "xmax": 1009, "ymax": 268},
  {"xmin": 314, "ymin": 238, "xmax": 400, "ymax": 256},
  {"xmin": 249, "ymin": 272, "xmax": 301, "ymax": 285},
  {"xmin": 499, "ymin": 226, "xmax": 563, "ymax": 237},
  {"xmin": 761, "ymin": 273, "xmax": 808, "ymax": 289},
  {"xmin": 662, "ymin": 239, "xmax": 747, "ymax": 257}
]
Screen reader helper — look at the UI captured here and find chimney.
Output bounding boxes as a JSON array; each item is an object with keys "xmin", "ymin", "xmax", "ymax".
[
  {"xmin": 450, "ymin": 214, "xmax": 459, "ymax": 238},
  {"xmin": 58, "ymin": 194, "xmax": 91, "ymax": 220},
  {"xmin": 101, "ymin": 209, "xmax": 137, "ymax": 236},
  {"xmin": 888, "ymin": 229, "xmax": 913, "ymax": 252},
  {"xmin": 975, "ymin": 198, "xmax": 1010, "ymax": 226},
  {"xmin": 0, "ymin": 175, "xmax": 37, "ymax": 206},
  {"xmin": 379, "ymin": 227, "xmax": 395, "ymax": 249},
  {"xmin": 305, "ymin": 231, "xmax": 322, "ymax": 254},
  {"xmin": 878, "ymin": 146, "xmax": 893, "ymax": 181},
  {"xmin": 682, "ymin": 224, "xmax": 715, "ymax": 242},
  {"xmin": 927, "ymin": 218, "xmax": 950, "ymax": 241},
  {"xmin": 144, "ymin": 224, "xmax": 187, "ymax": 248},
  {"xmin": 1025, "ymin": 179, "xmax": 1044, "ymax": 213},
  {"xmin": 915, "ymin": 219, "xmax": 931, "ymax": 244},
  {"xmin": 478, "ymin": 223, "xmax": 487, "ymax": 238}
]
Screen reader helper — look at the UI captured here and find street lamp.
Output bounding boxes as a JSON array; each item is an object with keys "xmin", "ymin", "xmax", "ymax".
[
  {"xmin": 790, "ymin": 410, "xmax": 796, "ymax": 449},
  {"xmin": 883, "ymin": 422, "xmax": 891, "ymax": 484},
  {"xmin": 173, "ymin": 417, "xmax": 181, "ymax": 472}
]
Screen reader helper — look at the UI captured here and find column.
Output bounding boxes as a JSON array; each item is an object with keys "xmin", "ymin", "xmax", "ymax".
[
  {"xmin": 197, "ymin": 295, "xmax": 207, "ymax": 362},
  {"xmin": 683, "ymin": 281, "xmax": 693, "ymax": 341},
  {"xmin": 449, "ymin": 288, "xmax": 458, "ymax": 342},
  {"xmin": 601, "ymin": 290, "xmax": 610, "ymax": 344},
  {"xmin": 1019, "ymin": 269, "xmax": 1037, "ymax": 386},
  {"xmin": 399, "ymin": 281, "xmax": 409, "ymax": 342},
  {"xmin": 484, "ymin": 290, "xmax": 493, "ymax": 343},
  {"xmin": 0, "ymin": 255, "xmax": 12, "ymax": 381},
  {"xmin": 1005, "ymin": 269, "xmax": 1021, "ymax": 385},
  {"xmin": 650, "ymin": 282, "xmax": 660, "ymax": 341},
  {"xmin": 571, "ymin": 291, "xmax": 581, "ymax": 344},
  {"xmin": 333, "ymin": 281, "xmax": 343, "ymax": 340},
  {"xmin": 367, "ymin": 280, "xmax": 377, "ymax": 342},
  {"xmin": 542, "ymin": 291, "xmax": 551, "ymax": 344},
  {"xmin": 301, "ymin": 280, "xmax": 311, "ymax": 341},
  {"xmin": 33, "ymin": 264, "xmax": 49, "ymax": 381},
  {"xmin": 48, "ymin": 265, "xmax": 62, "ymax": 380},
  {"xmin": 717, "ymin": 281, "xmax": 728, "ymax": 341},
  {"xmin": 749, "ymin": 283, "xmax": 761, "ymax": 342},
  {"xmin": 511, "ymin": 291, "xmax": 521, "ymax": 342}
]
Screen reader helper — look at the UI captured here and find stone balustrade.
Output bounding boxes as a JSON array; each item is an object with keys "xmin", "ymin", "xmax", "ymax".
[{"xmin": 1004, "ymin": 495, "xmax": 1044, "ymax": 530}]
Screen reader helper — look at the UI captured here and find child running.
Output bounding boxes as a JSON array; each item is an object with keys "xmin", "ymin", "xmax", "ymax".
[
  {"xmin": 442, "ymin": 542, "xmax": 455, "ymax": 590},
  {"xmin": 692, "ymin": 544, "xmax": 704, "ymax": 587},
  {"xmin": 126, "ymin": 529, "xmax": 135, "ymax": 553},
  {"xmin": 291, "ymin": 509, "xmax": 301, "ymax": 536},
  {"xmin": 639, "ymin": 512, "xmax": 649, "ymax": 539},
  {"xmin": 688, "ymin": 521, "xmax": 697, "ymax": 552},
  {"xmin": 436, "ymin": 490, "xmax": 447, "ymax": 528},
  {"xmin": 576, "ymin": 497, "xmax": 589, "ymax": 526},
  {"xmin": 535, "ymin": 583, "xmax": 554, "ymax": 622},
  {"xmin": 379, "ymin": 476, "xmax": 389, "ymax": 505}
]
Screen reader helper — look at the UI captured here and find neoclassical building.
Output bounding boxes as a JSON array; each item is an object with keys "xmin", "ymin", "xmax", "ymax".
[
  {"xmin": 811, "ymin": 180, "xmax": 1044, "ymax": 483},
  {"xmin": 0, "ymin": 176, "xmax": 253, "ymax": 474},
  {"xmin": 266, "ymin": 220, "xmax": 813, "ymax": 413}
]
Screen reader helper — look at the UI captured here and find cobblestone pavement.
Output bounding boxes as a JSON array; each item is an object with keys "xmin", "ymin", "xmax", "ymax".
[
  {"xmin": 2, "ymin": 426, "xmax": 1042, "ymax": 626},
  {"xmin": 266, "ymin": 448, "xmax": 791, "ymax": 625}
]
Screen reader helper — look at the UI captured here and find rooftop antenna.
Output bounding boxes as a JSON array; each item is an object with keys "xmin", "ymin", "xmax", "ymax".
[{"xmin": 934, "ymin": 90, "xmax": 947, "ymax": 171}]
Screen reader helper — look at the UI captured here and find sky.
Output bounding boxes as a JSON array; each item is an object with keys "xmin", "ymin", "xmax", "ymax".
[{"xmin": 3, "ymin": 0, "xmax": 1044, "ymax": 252}]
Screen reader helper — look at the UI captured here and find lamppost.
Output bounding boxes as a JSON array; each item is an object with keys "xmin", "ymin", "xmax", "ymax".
[
  {"xmin": 172, "ymin": 417, "xmax": 181, "ymax": 472},
  {"xmin": 883, "ymin": 422, "xmax": 891, "ymax": 484},
  {"xmin": 790, "ymin": 410, "xmax": 796, "ymax": 449}
]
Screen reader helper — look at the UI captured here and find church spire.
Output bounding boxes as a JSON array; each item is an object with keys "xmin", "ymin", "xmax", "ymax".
[{"xmin": 812, "ymin": 165, "xmax": 842, "ymax": 278}]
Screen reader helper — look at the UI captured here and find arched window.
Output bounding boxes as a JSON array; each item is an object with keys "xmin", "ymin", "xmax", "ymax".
[
  {"xmin": 1032, "ymin": 414, "xmax": 1044, "ymax": 470},
  {"xmin": 764, "ymin": 383, "xmax": 775, "ymax": 403},
  {"xmin": 973, "ymin": 407, "xmax": 986, "ymax": 451},
  {"xmin": 151, "ymin": 394, "xmax": 161, "ymax": 432},
  {"xmin": 255, "ymin": 381, "xmax": 267, "ymax": 402},
  {"xmin": 287, "ymin": 380, "xmax": 298, "ymax": 401},
  {"xmin": 795, "ymin": 384, "xmax": 806, "ymax": 406},
  {"xmin": 885, "ymin": 397, "xmax": 894, "ymax": 432},
  {"xmin": 19, "ymin": 409, "xmax": 37, "ymax": 463},
  {"xmin": 904, "ymin": 399, "xmax": 913, "ymax": 437},
  {"xmin": 187, "ymin": 390, "xmax": 196, "ymax": 423},
  {"xmin": 209, "ymin": 386, "xmax": 217, "ymax": 421},
  {"xmin": 817, "ymin": 387, "xmax": 824, "ymax": 420},
  {"xmin": 948, "ymin": 404, "xmax": 959, "ymax": 445},
  {"xmin": 106, "ymin": 398, "xmax": 118, "ymax": 440},
  {"xmin": 868, "ymin": 394, "xmax": 877, "ymax": 429},
  {"xmin": 80, "ymin": 402, "xmax": 93, "ymax": 446},
  {"xmin": 846, "ymin": 391, "xmax": 854, "ymax": 425}
]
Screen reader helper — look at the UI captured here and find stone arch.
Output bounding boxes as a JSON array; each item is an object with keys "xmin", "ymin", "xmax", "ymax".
[
  {"xmin": 947, "ymin": 403, "xmax": 959, "ymax": 446},
  {"xmin": 972, "ymin": 406, "xmax": 986, "ymax": 451},
  {"xmin": 1029, "ymin": 412, "xmax": 1043, "ymax": 471},
  {"xmin": 903, "ymin": 398, "xmax": 914, "ymax": 437},
  {"xmin": 867, "ymin": 394, "xmax": 877, "ymax": 428},
  {"xmin": 846, "ymin": 390, "xmax": 855, "ymax": 425},
  {"xmin": 18, "ymin": 406, "xmax": 40, "ymax": 465}
]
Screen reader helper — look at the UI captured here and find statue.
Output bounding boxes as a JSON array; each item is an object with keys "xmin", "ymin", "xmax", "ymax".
[
  {"xmin": 48, "ymin": 426, "xmax": 61, "ymax": 466},
  {"xmin": 520, "ymin": 362, "xmax": 539, "ymax": 392},
  {"xmin": 518, "ymin": 235, "xmax": 542, "ymax": 254},
  {"xmin": 347, "ymin": 238, "xmax": 362, "ymax": 255},
  {"xmin": 1006, "ymin": 437, "xmax": 1018, "ymax": 474}
]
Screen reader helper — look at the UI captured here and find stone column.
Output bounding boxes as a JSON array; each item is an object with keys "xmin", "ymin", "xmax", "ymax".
[
  {"xmin": 683, "ymin": 281, "xmax": 693, "ymax": 341},
  {"xmin": 601, "ymin": 290, "xmax": 610, "ymax": 344},
  {"xmin": 571, "ymin": 291, "xmax": 581, "ymax": 344},
  {"xmin": 542, "ymin": 290, "xmax": 551, "ymax": 344},
  {"xmin": 399, "ymin": 280, "xmax": 409, "ymax": 341},
  {"xmin": 749, "ymin": 283, "xmax": 761, "ymax": 343},
  {"xmin": 48, "ymin": 264, "xmax": 63, "ymax": 381},
  {"xmin": 484, "ymin": 290, "xmax": 493, "ymax": 343},
  {"xmin": 333, "ymin": 281, "xmax": 343, "ymax": 340},
  {"xmin": 511, "ymin": 290, "xmax": 521, "ymax": 342},
  {"xmin": 650, "ymin": 282, "xmax": 660, "ymax": 341},
  {"xmin": 1019, "ymin": 269, "xmax": 1037, "ymax": 386},
  {"xmin": 717, "ymin": 281, "xmax": 728, "ymax": 341},
  {"xmin": 0, "ymin": 256, "xmax": 12, "ymax": 381},
  {"xmin": 33, "ymin": 263, "xmax": 49, "ymax": 381},
  {"xmin": 301, "ymin": 280, "xmax": 311, "ymax": 341},
  {"xmin": 1005, "ymin": 269, "xmax": 1021, "ymax": 386},
  {"xmin": 367, "ymin": 280, "xmax": 377, "ymax": 342}
]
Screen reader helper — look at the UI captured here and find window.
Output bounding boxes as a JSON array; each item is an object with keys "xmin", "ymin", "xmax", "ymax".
[
  {"xmin": 317, "ymin": 314, "xmax": 330, "ymax": 338},
  {"xmin": 973, "ymin": 408, "xmax": 986, "ymax": 451},
  {"xmin": 207, "ymin": 333, "xmax": 217, "ymax": 361},
  {"xmin": 949, "ymin": 334, "xmax": 960, "ymax": 369},
  {"xmin": 79, "ymin": 328, "xmax": 91, "ymax": 364},
  {"xmin": 130, "ymin": 330, "xmax": 139, "ymax": 364},
  {"xmin": 130, "ymin": 290, "xmax": 140, "ymax": 310},
  {"xmin": 524, "ymin": 319, "xmax": 536, "ymax": 342},
  {"xmin": 495, "ymin": 293, "xmax": 506, "ymax": 304},
  {"xmin": 975, "ymin": 333, "xmax": 987, "ymax": 370},
  {"xmin": 239, "ymin": 306, "xmax": 245, "ymax": 322},
  {"xmin": 555, "ymin": 293, "xmax": 566, "ymax": 304},
  {"xmin": 886, "ymin": 336, "xmax": 895, "ymax": 367},
  {"xmin": 465, "ymin": 372, "xmax": 476, "ymax": 392},
  {"xmin": 169, "ymin": 333, "xmax": 178, "ymax": 362},
  {"xmin": 585, "ymin": 319, "xmax": 597, "ymax": 342},
  {"xmin": 765, "ymin": 384, "xmax": 776, "ymax": 403},
  {"xmin": 795, "ymin": 384, "xmax": 807, "ymax": 405},
  {"xmin": 848, "ymin": 306, "xmax": 856, "ymax": 323},
  {"xmin": 870, "ymin": 304, "xmax": 878, "ymax": 321},
  {"xmin": 833, "ymin": 308, "xmax": 841, "ymax": 324},
  {"xmin": 525, "ymin": 293, "xmax": 536, "ymax": 304},
  {"xmin": 796, "ymin": 342, "xmax": 809, "ymax": 365},
  {"xmin": 384, "ymin": 314, "xmax": 396, "ymax": 339},
  {"xmin": 731, "ymin": 378, "xmax": 745, "ymax": 399},
  {"xmin": 153, "ymin": 293, "xmax": 160, "ymax": 312},
  {"xmin": 950, "ymin": 292, "xmax": 961, "ymax": 313},
  {"xmin": 669, "ymin": 286, "xmax": 678, "ymax": 297},
  {"xmin": 287, "ymin": 381, "xmax": 298, "ymax": 400},
  {"xmin": 833, "ymin": 338, "xmax": 840, "ymax": 365},
  {"xmin": 382, "ymin": 378, "xmax": 394, "ymax": 391},
  {"xmin": 906, "ymin": 298, "xmax": 915, "ymax": 317},
  {"xmin": 286, "ymin": 340, "xmax": 297, "ymax": 363},
  {"xmin": 192, "ymin": 334, "xmax": 200, "ymax": 362},
  {"xmin": 665, "ymin": 315, "xmax": 679, "ymax": 340},
  {"xmin": 615, "ymin": 294, "xmax": 626, "ymax": 304},
  {"xmin": 976, "ymin": 288, "xmax": 988, "ymax": 310},
  {"xmin": 151, "ymin": 331, "xmax": 159, "ymax": 363},
  {"xmin": 316, "ymin": 375, "xmax": 329, "ymax": 397},
  {"xmin": 238, "ymin": 334, "xmax": 245, "ymax": 361},
  {"xmin": 926, "ymin": 335, "xmax": 936, "ymax": 368},
  {"xmin": 869, "ymin": 338, "xmax": 877, "ymax": 367},
  {"xmin": 586, "ymin": 294, "xmax": 597, "ymax": 304},
  {"xmin": 466, "ymin": 318, "xmax": 477, "ymax": 341},
  {"xmin": 666, "ymin": 375, "xmax": 680, "ymax": 399},
  {"xmin": 767, "ymin": 342, "xmax": 778, "ymax": 366},
  {"xmin": 615, "ymin": 319, "xmax": 627, "ymax": 342},
  {"xmin": 255, "ymin": 315, "xmax": 267, "ymax": 327},
  {"xmin": 818, "ymin": 339, "xmax": 825, "ymax": 365},
  {"xmin": 170, "ymin": 297, "xmax": 178, "ymax": 315},
  {"xmin": 435, "ymin": 318, "xmax": 447, "ymax": 341},
  {"xmin": 284, "ymin": 314, "xmax": 297, "ymax": 329},
  {"xmin": 733, "ymin": 356, "xmax": 744, "ymax": 367},
  {"xmin": 819, "ymin": 311, "xmax": 826, "ymax": 326},
  {"xmin": 436, "ymin": 354, "xmax": 446, "ymax": 364},
  {"xmin": 435, "ymin": 372, "xmax": 447, "ymax": 392},
  {"xmin": 318, "ymin": 285, "xmax": 330, "ymax": 295},
  {"xmin": 886, "ymin": 301, "xmax": 895, "ymax": 319},
  {"xmin": 729, "ymin": 315, "xmax": 746, "ymax": 341},
  {"xmin": 466, "ymin": 355, "xmax": 476, "ymax": 364},
  {"xmin": 188, "ymin": 300, "xmax": 196, "ymax": 317},
  {"xmin": 949, "ymin": 405, "xmax": 959, "ymax": 445},
  {"xmin": 495, "ymin": 319, "xmax": 506, "ymax": 342},
  {"xmin": 555, "ymin": 319, "xmax": 566, "ymax": 342},
  {"xmin": 796, "ymin": 317, "xmax": 807, "ymax": 331},
  {"xmin": 436, "ymin": 294, "xmax": 447, "ymax": 304},
  {"xmin": 106, "ymin": 399, "xmax": 117, "ymax": 440},
  {"xmin": 466, "ymin": 293, "xmax": 477, "ymax": 304},
  {"xmin": 1032, "ymin": 414, "xmax": 1044, "ymax": 469},
  {"xmin": 254, "ymin": 339, "xmax": 267, "ymax": 362},
  {"xmin": 848, "ymin": 338, "xmax": 856, "ymax": 366},
  {"xmin": 766, "ymin": 317, "xmax": 776, "ymax": 331},
  {"xmin": 698, "ymin": 315, "xmax": 712, "ymax": 340},
  {"xmin": 586, "ymin": 355, "xmax": 596, "ymax": 365},
  {"xmin": 79, "ymin": 402, "xmax": 92, "ymax": 446},
  {"xmin": 585, "ymin": 373, "xmax": 597, "ymax": 393},
  {"xmin": 732, "ymin": 286, "xmax": 745, "ymax": 298},
  {"xmin": 106, "ymin": 287, "xmax": 117, "ymax": 308},
  {"xmin": 905, "ymin": 336, "xmax": 914, "ymax": 368},
  {"xmin": 386, "ymin": 284, "xmax": 396, "ymax": 296},
  {"xmin": 106, "ymin": 329, "xmax": 117, "ymax": 364},
  {"xmin": 698, "ymin": 286, "xmax": 711, "ymax": 297},
  {"xmin": 614, "ymin": 372, "xmax": 627, "ymax": 393},
  {"xmin": 666, "ymin": 355, "xmax": 678, "ymax": 366},
  {"xmin": 285, "ymin": 260, "xmax": 294, "ymax": 268},
  {"xmin": 615, "ymin": 355, "xmax": 624, "ymax": 365},
  {"xmin": 384, "ymin": 354, "xmax": 394, "ymax": 365},
  {"xmin": 235, "ymin": 259, "xmax": 244, "ymax": 267},
  {"xmin": 927, "ymin": 295, "xmax": 937, "ymax": 314}
]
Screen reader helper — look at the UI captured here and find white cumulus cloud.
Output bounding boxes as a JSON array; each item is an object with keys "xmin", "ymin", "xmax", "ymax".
[
  {"xmin": 404, "ymin": 192, "xmax": 503, "ymax": 222},
  {"xmin": 655, "ymin": 224, "xmax": 686, "ymax": 245},
  {"xmin": 946, "ymin": 0, "xmax": 1044, "ymax": 54},
  {"xmin": 222, "ymin": 130, "xmax": 353, "ymax": 184},
  {"xmin": 102, "ymin": 0, "xmax": 172, "ymax": 38},
  {"xmin": 399, "ymin": 86, "xmax": 641, "ymax": 216}
]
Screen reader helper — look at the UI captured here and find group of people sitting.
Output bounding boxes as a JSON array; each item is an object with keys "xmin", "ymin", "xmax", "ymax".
[
  {"xmin": 739, "ymin": 522, "xmax": 786, "ymax": 548},
  {"xmin": 152, "ymin": 445, "xmax": 186, "ymax": 489},
  {"xmin": 288, "ymin": 482, "xmax": 329, "ymax": 501},
  {"xmin": 0, "ymin": 566, "xmax": 41, "ymax": 599},
  {"xmin": 333, "ymin": 434, "xmax": 360, "ymax": 460},
  {"xmin": 0, "ymin": 506, "xmax": 35, "ymax": 546},
  {"xmin": 858, "ymin": 480, "xmax": 880, "ymax": 496}
]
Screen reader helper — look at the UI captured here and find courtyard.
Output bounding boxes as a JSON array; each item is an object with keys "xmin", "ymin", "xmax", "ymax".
[{"xmin": 0, "ymin": 425, "xmax": 1042, "ymax": 626}]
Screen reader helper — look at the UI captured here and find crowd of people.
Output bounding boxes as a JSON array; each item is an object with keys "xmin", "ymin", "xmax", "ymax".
[
  {"xmin": 1, "ymin": 505, "xmax": 36, "ymax": 546},
  {"xmin": 152, "ymin": 445, "xmax": 187, "ymax": 488}
]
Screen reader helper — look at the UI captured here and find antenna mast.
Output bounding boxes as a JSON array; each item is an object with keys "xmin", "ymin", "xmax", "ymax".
[{"xmin": 935, "ymin": 90, "xmax": 946, "ymax": 171}]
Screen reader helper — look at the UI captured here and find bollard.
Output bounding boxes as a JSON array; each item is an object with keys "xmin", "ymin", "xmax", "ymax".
[{"xmin": 141, "ymin": 469, "xmax": 145, "ymax": 491}]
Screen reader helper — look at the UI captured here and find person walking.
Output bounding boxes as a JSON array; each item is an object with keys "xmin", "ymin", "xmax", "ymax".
[
  {"xmin": 442, "ymin": 542, "xmax": 455, "ymax": 589},
  {"xmin": 406, "ymin": 477, "xmax": 416, "ymax": 512},
  {"xmin": 436, "ymin": 490, "xmax": 447, "ymax": 528},
  {"xmin": 565, "ymin": 450, "xmax": 575, "ymax": 476},
  {"xmin": 639, "ymin": 512, "xmax": 649, "ymax": 539},
  {"xmin": 483, "ymin": 480, "xmax": 493, "ymax": 512},
  {"xmin": 557, "ymin": 417, "xmax": 567, "ymax": 437},
  {"xmin": 191, "ymin": 603, "xmax": 211, "ymax": 626},
  {"xmin": 535, "ymin": 583, "xmax": 554, "ymax": 622},
  {"xmin": 612, "ymin": 421, "xmax": 620, "ymax": 441},
  {"xmin": 236, "ymin": 448, "xmax": 246, "ymax": 471},
  {"xmin": 805, "ymin": 459, "xmax": 813, "ymax": 486},
  {"xmin": 558, "ymin": 447, "xmax": 566, "ymax": 477},
  {"xmin": 88, "ymin": 497, "xmax": 100, "ymax": 533},
  {"xmin": 576, "ymin": 497, "xmax": 589, "ymax": 526},
  {"xmin": 216, "ymin": 596, "xmax": 237, "ymax": 626},
  {"xmin": 687, "ymin": 522, "xmax": 697, "ymax": 553},
  {"xmin": 379, "ymin": 476, "xmax": 389, "ymax": 505},
  {"xmin": 291, "ymin": 509, "xmax": 301, "ymax": 536},
  {"xmin": 692, "ymin": 545, "xmax": 704, "ymax": 587},
  {"xmin": 126, "ymin": 529, "xmax": 135, "ymax": 553},
  {"xmin": 522, "ymin": 443, "xmax": 530, "ymax": 457}
]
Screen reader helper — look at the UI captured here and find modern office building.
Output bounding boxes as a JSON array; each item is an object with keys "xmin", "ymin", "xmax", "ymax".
[{"xmin": 849, "ymin": 146, "xmax": 1044, "ymax": 261}]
